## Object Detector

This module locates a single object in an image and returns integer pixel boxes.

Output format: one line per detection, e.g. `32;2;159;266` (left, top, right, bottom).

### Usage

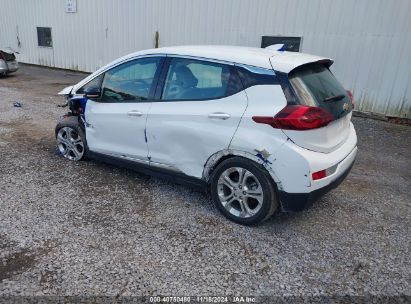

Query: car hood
58;85;74;96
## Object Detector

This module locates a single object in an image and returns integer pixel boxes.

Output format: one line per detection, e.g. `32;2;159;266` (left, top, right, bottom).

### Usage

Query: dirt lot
0;65;410;300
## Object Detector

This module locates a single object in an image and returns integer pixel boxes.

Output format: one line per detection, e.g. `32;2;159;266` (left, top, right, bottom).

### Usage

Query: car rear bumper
6;60;18;73
0;59;7;73
278;146;356;212
0;60;18;73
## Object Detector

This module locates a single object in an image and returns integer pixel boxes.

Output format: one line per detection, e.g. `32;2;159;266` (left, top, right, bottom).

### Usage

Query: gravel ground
0;65;410;300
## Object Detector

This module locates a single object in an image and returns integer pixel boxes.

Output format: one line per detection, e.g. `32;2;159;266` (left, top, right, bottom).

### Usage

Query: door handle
127;110;143;117
208;112;231;120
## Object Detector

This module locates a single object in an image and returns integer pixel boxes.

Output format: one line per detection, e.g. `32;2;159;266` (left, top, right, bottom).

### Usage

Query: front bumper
278;147;356;212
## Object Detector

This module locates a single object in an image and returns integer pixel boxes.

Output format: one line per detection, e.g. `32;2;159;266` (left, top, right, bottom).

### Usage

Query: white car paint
146;90;248;177
58;45;357;211
85;100;150;160
282;113;353;154
269;52;333;73
228;80;356;194
268;123;357;193
227;84;291;190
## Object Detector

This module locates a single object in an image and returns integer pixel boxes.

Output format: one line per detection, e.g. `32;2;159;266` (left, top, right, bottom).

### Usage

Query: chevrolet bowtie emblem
343;102;350;111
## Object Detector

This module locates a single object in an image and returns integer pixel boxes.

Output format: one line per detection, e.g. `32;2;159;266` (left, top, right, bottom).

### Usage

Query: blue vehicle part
68;96;87;113
79;97;87;113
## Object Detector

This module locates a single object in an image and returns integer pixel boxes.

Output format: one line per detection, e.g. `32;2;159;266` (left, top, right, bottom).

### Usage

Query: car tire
210;157;279;225
55;116;88;161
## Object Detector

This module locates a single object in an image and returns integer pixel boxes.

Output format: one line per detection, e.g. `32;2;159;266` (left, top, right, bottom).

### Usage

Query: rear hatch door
278;62;353;153
0;48;17;61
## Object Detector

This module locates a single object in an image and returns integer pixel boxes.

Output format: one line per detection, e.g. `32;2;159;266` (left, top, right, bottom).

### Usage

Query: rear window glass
289;63;349;107
281;63;353;119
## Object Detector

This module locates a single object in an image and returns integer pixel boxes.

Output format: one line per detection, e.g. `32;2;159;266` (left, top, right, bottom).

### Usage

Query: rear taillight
252;105;334;131
346;90;355;109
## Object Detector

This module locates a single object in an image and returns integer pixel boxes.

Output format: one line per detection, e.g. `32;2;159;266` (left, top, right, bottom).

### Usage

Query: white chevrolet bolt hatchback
56;45;357;225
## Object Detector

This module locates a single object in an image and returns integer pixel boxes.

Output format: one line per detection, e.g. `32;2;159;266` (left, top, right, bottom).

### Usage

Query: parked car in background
0;47;19;75
56;45;357;225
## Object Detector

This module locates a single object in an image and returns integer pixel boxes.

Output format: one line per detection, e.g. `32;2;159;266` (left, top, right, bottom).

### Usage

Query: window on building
37;27;53;47
261;36;301;52
162;58;231;100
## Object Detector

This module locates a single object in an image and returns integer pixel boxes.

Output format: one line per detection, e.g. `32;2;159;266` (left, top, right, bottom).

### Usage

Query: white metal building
0;0;410;118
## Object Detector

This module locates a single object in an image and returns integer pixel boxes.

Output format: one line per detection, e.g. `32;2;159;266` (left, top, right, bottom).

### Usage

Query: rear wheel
210;157;278;225
55;117;87;161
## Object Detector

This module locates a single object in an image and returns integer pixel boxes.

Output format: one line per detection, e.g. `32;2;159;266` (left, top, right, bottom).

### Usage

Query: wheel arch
202;149;283;191
55;115;88;161
55;115;83;137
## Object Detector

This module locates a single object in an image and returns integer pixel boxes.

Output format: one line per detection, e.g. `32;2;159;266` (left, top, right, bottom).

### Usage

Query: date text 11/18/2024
149;296;256;303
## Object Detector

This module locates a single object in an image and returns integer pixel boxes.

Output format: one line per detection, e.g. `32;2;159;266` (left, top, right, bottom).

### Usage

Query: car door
145;57;248;178
85;56;164;160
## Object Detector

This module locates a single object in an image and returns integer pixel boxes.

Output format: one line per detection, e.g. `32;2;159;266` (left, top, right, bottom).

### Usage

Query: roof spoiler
288;59;334;74
317;59;334;68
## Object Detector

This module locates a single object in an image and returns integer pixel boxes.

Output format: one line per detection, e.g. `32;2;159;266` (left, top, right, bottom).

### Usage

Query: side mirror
84;86;101;99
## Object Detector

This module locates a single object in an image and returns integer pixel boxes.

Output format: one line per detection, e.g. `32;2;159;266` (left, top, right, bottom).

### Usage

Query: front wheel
55;117;87;161
210;157;279;225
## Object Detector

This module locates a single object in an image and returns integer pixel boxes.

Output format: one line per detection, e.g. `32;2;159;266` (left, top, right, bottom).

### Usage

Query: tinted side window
162;58;234;100
236;66;278;89
101;57;161;102
76;74;104;94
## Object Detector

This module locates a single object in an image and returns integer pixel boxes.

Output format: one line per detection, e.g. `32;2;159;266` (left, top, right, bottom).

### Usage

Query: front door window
101;57;161;102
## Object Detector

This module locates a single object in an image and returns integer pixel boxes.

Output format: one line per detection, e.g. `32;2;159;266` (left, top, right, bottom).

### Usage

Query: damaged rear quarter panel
203;148;284;189
227;84;310;191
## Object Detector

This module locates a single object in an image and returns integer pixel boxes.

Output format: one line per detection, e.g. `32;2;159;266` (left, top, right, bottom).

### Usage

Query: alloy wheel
217;167;264;218
56;127;84;161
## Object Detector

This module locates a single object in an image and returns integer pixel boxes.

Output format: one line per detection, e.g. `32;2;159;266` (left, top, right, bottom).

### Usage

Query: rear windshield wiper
323;94;345;102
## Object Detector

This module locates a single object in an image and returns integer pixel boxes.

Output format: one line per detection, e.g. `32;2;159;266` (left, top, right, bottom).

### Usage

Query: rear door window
161;58;233;100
